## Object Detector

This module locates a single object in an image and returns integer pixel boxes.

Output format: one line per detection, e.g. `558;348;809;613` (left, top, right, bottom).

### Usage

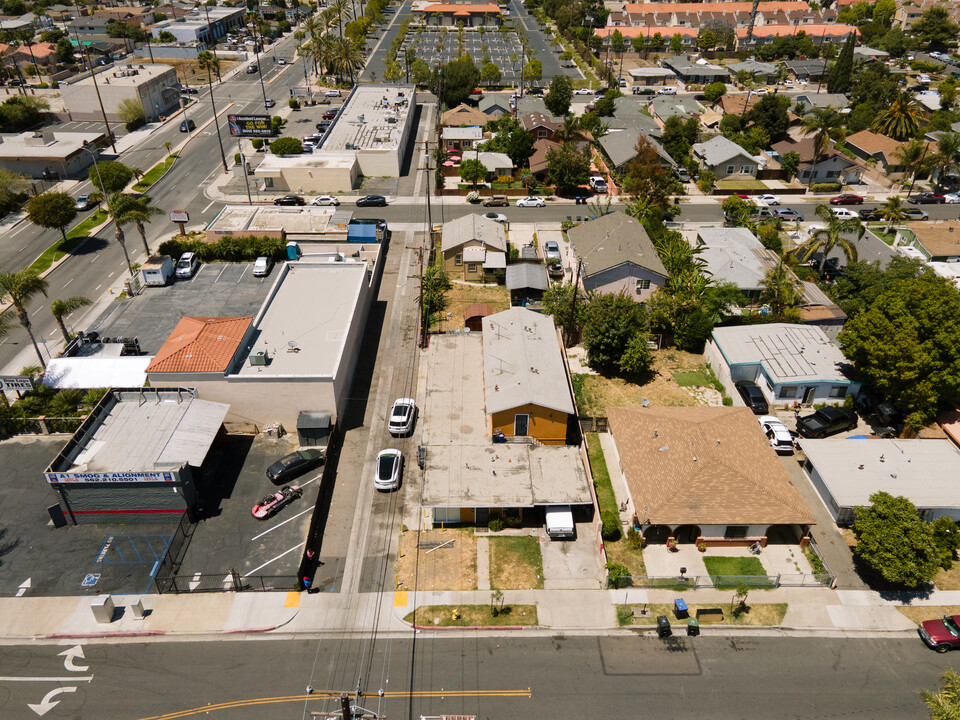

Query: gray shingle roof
693;135;761;167
441;214;507;253
505;263;548;291
598;128;675;169
696;226;778;291
566;211;667;278
728;60;778;75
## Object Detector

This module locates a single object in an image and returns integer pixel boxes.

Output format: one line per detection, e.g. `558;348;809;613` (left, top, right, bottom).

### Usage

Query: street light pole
71;1;116;153
80;142;105;195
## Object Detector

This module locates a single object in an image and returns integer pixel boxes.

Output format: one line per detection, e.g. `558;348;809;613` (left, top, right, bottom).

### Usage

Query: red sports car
252;485;303;520
829;194;864;205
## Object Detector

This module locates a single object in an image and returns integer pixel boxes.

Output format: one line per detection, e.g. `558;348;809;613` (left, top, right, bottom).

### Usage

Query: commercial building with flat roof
61;63;180;122
150;6;245;43
0;130;104;180
44;388;229;524
257;151;360;194
204;205;354;241
800;438;960;525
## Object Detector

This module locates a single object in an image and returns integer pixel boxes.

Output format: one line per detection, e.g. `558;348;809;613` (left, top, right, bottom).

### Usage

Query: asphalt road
0;635;954;719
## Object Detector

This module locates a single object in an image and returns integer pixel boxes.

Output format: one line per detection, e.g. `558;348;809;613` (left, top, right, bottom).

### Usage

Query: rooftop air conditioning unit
249;349;269;366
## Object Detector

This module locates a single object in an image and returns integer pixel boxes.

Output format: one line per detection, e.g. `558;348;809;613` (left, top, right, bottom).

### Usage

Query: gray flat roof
235;261;367;378
207;205;343;234
69;62;175;88
0;131;104;160
800;438;960;510
51;388;228;473
321;84;415;153
483;307;574;415
711;323;850;384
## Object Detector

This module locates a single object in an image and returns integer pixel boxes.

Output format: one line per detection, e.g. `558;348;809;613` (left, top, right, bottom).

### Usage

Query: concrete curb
412;624;541;631
45;630;167;639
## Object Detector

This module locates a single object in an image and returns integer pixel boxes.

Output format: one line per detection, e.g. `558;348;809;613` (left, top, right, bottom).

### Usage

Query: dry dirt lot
145;58;240;86
433;283;510;331
395;528;477;591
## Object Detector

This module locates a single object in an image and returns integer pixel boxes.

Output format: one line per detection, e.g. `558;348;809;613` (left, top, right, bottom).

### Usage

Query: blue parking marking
95;534;173;564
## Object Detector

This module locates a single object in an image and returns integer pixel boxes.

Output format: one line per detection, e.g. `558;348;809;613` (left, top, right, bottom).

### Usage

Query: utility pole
71;1;116;153
421;139;432;349
566;256;581;346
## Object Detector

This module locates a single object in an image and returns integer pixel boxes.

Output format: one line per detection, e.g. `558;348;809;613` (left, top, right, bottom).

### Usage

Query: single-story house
793;92;850;113
799;438;960;525
853;46;889;61
784;58;828;81
479;95;510;118
441;213;507;282
459;150;513;179
607;405;815;545
693;135;762;178
441;103;491;128
770;138;862;184
484;307;576;445
442;126;483;152
798;281;847;333
695;226;779;302
895;221;960;262
627;66;676;86
528;138;559;180
704;323;861;407
663;55;731;85
844;129;914;172
713;94;761;116
598;128;675;173
728;59;778;84
521;111;560;141
565;211;668;303
506;263;549;307
650;95;703;126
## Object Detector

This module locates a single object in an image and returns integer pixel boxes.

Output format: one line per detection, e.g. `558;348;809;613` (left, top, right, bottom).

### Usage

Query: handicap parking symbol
82;574;101;587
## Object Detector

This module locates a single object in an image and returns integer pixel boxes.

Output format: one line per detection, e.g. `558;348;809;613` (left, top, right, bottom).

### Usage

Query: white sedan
311;195;340;206
516;196;545;208
483;212;508;224
374;449;403;491
757;194;781;205
944;193;960;204
759;416;794;455
387;398;416;436
573;88;592;95
324;89;342;97
831;208;860;220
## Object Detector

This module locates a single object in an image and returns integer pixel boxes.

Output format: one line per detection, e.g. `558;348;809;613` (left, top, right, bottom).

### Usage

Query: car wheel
937;644;952;653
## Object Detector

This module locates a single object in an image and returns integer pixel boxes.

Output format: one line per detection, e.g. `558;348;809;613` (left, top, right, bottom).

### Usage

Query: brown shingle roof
909;221;960;258
607;406;815;526
441;103;491;128
146;316;252;373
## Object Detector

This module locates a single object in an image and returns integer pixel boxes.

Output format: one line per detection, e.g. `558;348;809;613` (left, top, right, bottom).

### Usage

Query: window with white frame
455;254;462;265
740;164;754;174
725;164;735;174
467;263;478;273
636;278;650;292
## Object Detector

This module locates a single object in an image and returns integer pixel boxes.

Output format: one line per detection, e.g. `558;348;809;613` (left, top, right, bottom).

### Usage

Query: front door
803;387;816;405
514;414;529;436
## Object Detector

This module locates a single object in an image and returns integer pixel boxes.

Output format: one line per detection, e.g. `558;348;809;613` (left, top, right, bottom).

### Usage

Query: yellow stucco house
441;214;507;282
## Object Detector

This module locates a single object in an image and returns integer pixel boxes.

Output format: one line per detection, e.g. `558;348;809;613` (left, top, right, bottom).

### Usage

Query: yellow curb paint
394;591;409;607
284;592;301;608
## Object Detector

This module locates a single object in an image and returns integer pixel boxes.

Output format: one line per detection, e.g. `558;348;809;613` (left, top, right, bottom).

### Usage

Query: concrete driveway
539;524;602;589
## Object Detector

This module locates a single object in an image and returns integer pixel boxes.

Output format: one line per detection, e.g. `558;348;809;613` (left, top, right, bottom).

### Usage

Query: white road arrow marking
58;645;88;672
16;578;31;597
28;687;77;716
188;572;202;591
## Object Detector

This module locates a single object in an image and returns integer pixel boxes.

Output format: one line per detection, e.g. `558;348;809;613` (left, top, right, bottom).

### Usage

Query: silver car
387;398;416;436
375;449;403;491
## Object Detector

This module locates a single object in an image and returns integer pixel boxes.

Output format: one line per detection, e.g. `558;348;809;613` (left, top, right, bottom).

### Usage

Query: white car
387;398;416;436
311;195;340;206
573;88;592;95
759;416;794;455
544;240;561;261
757;194;781;205
175;251;199;279
944;193;960;204
374;449;403;491
324;89;342;97
754;88;769;95
918;73;932;84
277;57;287;65
831;208;860;220
252;256;273;277
516;196;545;208
483;212;508;224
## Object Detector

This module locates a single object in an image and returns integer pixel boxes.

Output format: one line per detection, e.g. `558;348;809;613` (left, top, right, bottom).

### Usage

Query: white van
545;505;575;539
657;86;678;95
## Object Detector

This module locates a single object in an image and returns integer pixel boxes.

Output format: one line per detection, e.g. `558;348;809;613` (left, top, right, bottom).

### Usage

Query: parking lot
87;262;274;353
402;29;527;82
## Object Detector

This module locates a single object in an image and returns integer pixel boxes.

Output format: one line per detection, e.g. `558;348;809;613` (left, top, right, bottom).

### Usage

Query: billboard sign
0;375;33;392
45;471;177;484
228;114;272;137
169;209;189;223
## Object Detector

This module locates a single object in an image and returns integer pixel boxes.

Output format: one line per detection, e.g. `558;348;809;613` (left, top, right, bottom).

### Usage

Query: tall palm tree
801;108;845;187
881;195;908;234
329;0;351;37
331;36;363;83
106;193;136;278
197;50;228;172
893;137;932;198
50;296;91;343
931;131;960;190
872;90;924;141
760;260;802;319
113;195;164;255
0;270;49;368
791;203;863;276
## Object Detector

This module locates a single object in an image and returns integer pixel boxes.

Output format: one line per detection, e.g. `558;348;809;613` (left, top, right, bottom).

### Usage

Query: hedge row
158;235;287;263
810;182;843;193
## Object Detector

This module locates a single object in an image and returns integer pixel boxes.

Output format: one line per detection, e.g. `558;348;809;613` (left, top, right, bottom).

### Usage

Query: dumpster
656;615;671;638
674;598;688;619
687;618;699;636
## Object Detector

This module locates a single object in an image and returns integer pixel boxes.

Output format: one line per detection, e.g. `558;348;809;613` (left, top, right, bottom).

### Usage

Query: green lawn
132;152;178;192
717;179;769;191
703;556;775;588
28;209;109;274
672;365;722;391
585;433;617;516
489;536;544;590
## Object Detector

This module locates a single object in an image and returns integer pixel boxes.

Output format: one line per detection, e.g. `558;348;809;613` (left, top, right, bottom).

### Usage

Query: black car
179;118;196;132
265;448;324;485
795;406;859;439
734;380;769;415
857;208;882;221
357;195;387;207
180;85;199;94
274;195;305;206
910;192;946;205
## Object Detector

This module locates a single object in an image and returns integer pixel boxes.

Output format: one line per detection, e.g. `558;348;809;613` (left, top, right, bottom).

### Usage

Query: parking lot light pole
80;142;105;196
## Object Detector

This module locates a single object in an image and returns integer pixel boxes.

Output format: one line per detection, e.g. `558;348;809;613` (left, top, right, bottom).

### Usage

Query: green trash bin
687;618;699;637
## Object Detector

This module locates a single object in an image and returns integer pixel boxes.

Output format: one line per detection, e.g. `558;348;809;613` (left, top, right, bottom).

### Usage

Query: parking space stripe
243;544;302;577
251;507;312;541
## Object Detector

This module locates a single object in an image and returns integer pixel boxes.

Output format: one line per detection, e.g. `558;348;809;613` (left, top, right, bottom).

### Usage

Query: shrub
466;190;480;203
606;562;630;588
288;98;300;109
810;182;842;193
722;396;733;406
251;139;263;150
270;137;303;155
157;234;286;263
626;526;643;550
601;510;621;541
488;517;504;532
234;152;242;165
494;174;514;184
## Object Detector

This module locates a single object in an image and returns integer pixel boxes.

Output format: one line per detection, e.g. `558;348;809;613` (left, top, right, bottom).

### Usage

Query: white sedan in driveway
374;449;403;491
311;195;340;206
759;416;795;454
516;196;545;208
757;194;781;205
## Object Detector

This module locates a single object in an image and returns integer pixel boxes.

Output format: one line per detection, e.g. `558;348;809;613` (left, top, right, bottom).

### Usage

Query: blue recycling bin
674;598;688;619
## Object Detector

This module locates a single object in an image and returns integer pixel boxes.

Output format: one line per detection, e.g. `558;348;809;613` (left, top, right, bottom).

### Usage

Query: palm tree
760;260;802;319
893;138;932;198
329;0;351;37
50;296;91;343
197;50;228;172
801;108;845;187
163;141;173;157
0;270;49;368
791;203;863;276
881;195;908;234
872;90;923;140
331;36;363;83
931;131;960;190
554;115;582;144
113;194;164;255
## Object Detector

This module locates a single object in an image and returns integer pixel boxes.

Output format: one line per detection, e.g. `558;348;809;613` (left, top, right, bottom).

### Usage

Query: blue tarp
347;224;378;243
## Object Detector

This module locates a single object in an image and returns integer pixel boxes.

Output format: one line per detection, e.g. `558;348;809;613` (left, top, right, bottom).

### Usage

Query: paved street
0;635;952;719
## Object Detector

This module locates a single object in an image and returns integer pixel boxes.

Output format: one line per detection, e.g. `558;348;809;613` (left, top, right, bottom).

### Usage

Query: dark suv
796;406;859;438
734;380;769;415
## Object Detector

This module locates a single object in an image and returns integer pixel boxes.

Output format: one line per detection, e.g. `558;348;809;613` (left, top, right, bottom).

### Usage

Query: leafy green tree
158;30;176;42
541;282;587;341
669;33;683;53
872;91;923;140
270;137;304;155
0;95;49;133
938;77;958;112
50;296;91;343
661;116;691;163
791;204;862;276
581;292;648;377
621;135;675;208
721;195;757;226
697;29;716;51
422;265;451;327
480;61;501;85
839;274;960;427
703;81;727;103
118;97;146;131
55;37;75;64
852;492;939;588
610;29;628;81
458;158;487;189
522;58;542;84
880;195;907;233
745;93;791;144
922;669;960;720
873;0;896;26
0;270;49;367
89;160;133;195
826;256;924;318
544;74;573;117
931;132;960;189
26;192;76;243
545;142;590;193
931;517;960;570
779;151;800;179
438;56;480;108
411;58;432;86
618;331;653;377
827;32;856;94
911;6;960;50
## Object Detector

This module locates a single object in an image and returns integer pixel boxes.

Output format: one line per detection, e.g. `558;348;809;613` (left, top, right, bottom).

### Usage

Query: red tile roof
146;316;252;374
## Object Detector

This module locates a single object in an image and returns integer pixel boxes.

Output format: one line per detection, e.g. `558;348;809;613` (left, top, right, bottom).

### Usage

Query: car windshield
393;405;410;420
378;456;395;478
945;617;960;636
177;260;190;268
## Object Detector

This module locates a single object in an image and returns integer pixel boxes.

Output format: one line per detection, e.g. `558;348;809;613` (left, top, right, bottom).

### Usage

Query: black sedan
734;380;769;415
179;85;200;94
909;192;946;204
265;448;324;485
274;195;305;206
796;407;859;439
356;195;387;207
857;208;883;221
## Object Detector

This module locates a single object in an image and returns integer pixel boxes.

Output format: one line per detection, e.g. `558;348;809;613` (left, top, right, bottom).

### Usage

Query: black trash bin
687;618;700;637
656;615;671;638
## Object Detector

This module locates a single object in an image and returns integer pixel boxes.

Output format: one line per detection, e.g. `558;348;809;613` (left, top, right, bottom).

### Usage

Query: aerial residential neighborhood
1;0;960;716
